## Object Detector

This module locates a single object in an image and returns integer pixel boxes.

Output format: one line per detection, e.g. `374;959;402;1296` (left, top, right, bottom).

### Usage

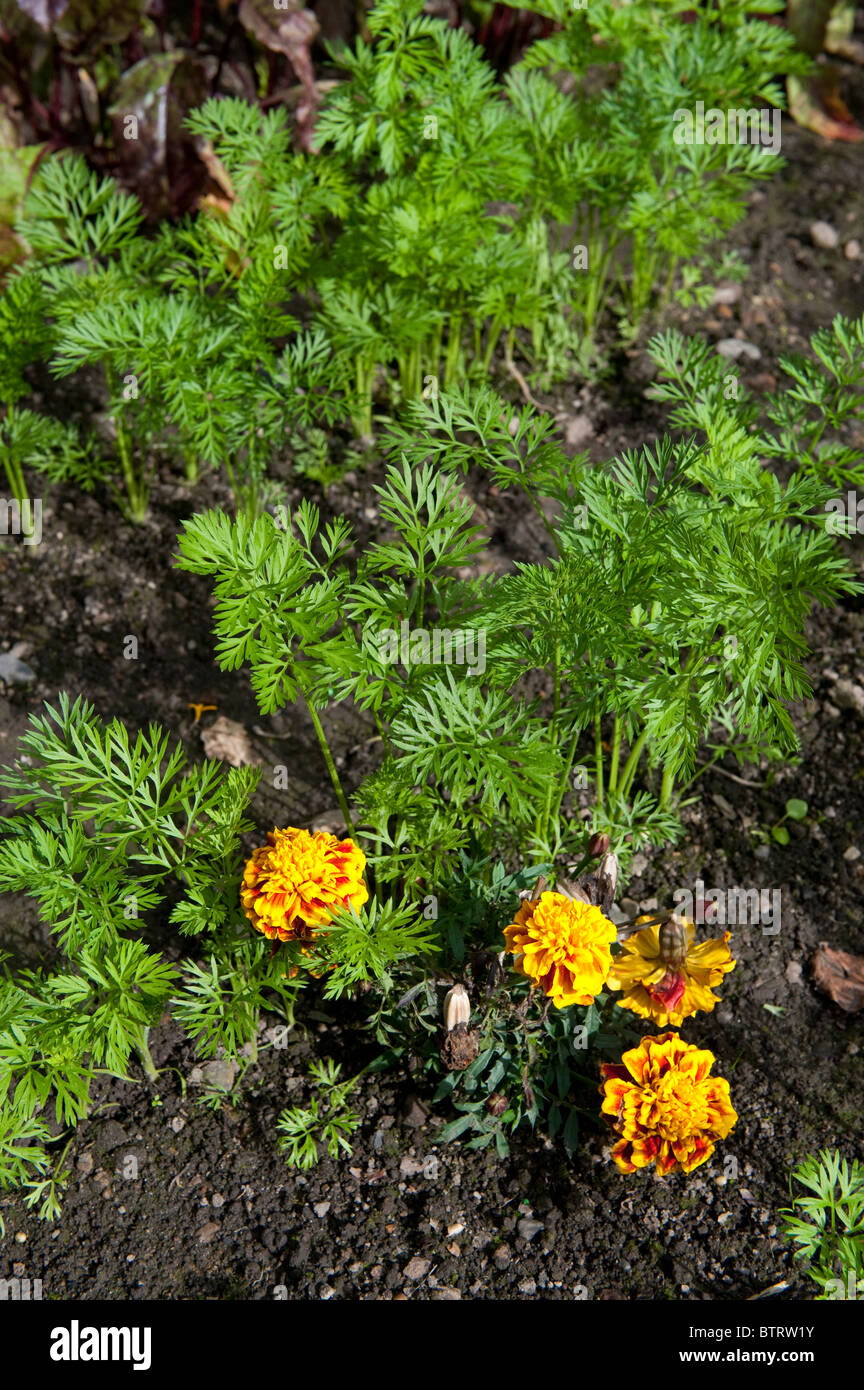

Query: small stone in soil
517;1217;545;1242
833;679;864;716
712;283;742;306
314;1201;331;1217
810;221;839;250
403;1257;431;1280
197;1222;220;1243
0;649;36;684
201;1060;236;1092
716;338;761;361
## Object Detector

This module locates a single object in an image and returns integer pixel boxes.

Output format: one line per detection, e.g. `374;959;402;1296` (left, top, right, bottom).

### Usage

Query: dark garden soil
1;110;864;1302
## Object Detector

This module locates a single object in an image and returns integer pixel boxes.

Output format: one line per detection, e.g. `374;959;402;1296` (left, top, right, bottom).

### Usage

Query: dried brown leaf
812;942;864;1013
200;716;261;768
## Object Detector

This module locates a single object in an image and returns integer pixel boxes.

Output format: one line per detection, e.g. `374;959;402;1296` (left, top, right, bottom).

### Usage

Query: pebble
563;413;594;449
845;239;861;261
197;1222;220;1243
492;1243;512;1269
518;1278;537;1295
431;1288;461;1300
712;283;742;306
810;221;839;250
76;1152;94;1176
517;1217;545;1242
314;1201;331;1218
404;1257;431;1281
201;1060;236;1092
169;1115;185;1133
0;649;36;685
755;844;770;860
212;1193;225;1208
785;961;803;985
843;846;861;862
716;338;761;361
833;679;864;716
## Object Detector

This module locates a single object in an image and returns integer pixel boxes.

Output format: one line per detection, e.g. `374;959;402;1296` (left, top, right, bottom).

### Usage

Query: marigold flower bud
598;851;619;900
443;982;470;1031
588;831;611;857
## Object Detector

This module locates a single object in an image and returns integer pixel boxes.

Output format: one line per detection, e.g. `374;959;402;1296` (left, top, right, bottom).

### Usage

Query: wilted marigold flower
607;914;735;1027
504;891;616;1008
241;826;368;943
600;1032;737;1175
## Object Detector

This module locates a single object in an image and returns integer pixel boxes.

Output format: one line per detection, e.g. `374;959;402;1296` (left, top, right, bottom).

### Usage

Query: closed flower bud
599;851;619;900
443;982;470;1031
486;1092;507;1118
588;831;610;857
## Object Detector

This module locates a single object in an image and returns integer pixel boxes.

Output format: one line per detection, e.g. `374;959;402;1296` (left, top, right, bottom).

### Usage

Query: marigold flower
600;1032;737;1175
241;826;368;943
607;914;735;1027
503;891;616;1008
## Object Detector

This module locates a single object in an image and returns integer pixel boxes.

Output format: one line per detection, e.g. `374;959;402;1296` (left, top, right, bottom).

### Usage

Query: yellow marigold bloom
503;891;616;1009
241;826;368;943
600;1032;737;1176
607;914;735;1027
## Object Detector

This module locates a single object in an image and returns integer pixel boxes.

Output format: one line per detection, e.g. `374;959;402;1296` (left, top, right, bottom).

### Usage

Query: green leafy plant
763;313;864;490
176;354;852;1153
276;1059;364;1169
781;1150;864;1299
503;0;804;342
648;313;864;496
0;268;94;506
1;0;806;520
0;692;442;1216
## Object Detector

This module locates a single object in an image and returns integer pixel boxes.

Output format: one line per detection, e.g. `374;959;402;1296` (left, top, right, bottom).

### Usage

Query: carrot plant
0;0;804;518
0;694;436;1216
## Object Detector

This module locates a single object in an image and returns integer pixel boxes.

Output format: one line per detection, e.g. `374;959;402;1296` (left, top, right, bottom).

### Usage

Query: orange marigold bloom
600;1031;737;1175
607;914;735;1027
241;826;368;944
503;891;616;1009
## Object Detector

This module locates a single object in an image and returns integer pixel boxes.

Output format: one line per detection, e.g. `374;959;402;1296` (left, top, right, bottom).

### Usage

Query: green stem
444;312;463;387
354;358;373;439
594;712;604;808
137;1031;159;1082
542;724;581;846
608;714;622;796
481;312;506;373
659;763;676;809
2;402;28;505
617;728;648;802
2;453;27;507
537;639;563;841
115;413;146;522
302;693;357;839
